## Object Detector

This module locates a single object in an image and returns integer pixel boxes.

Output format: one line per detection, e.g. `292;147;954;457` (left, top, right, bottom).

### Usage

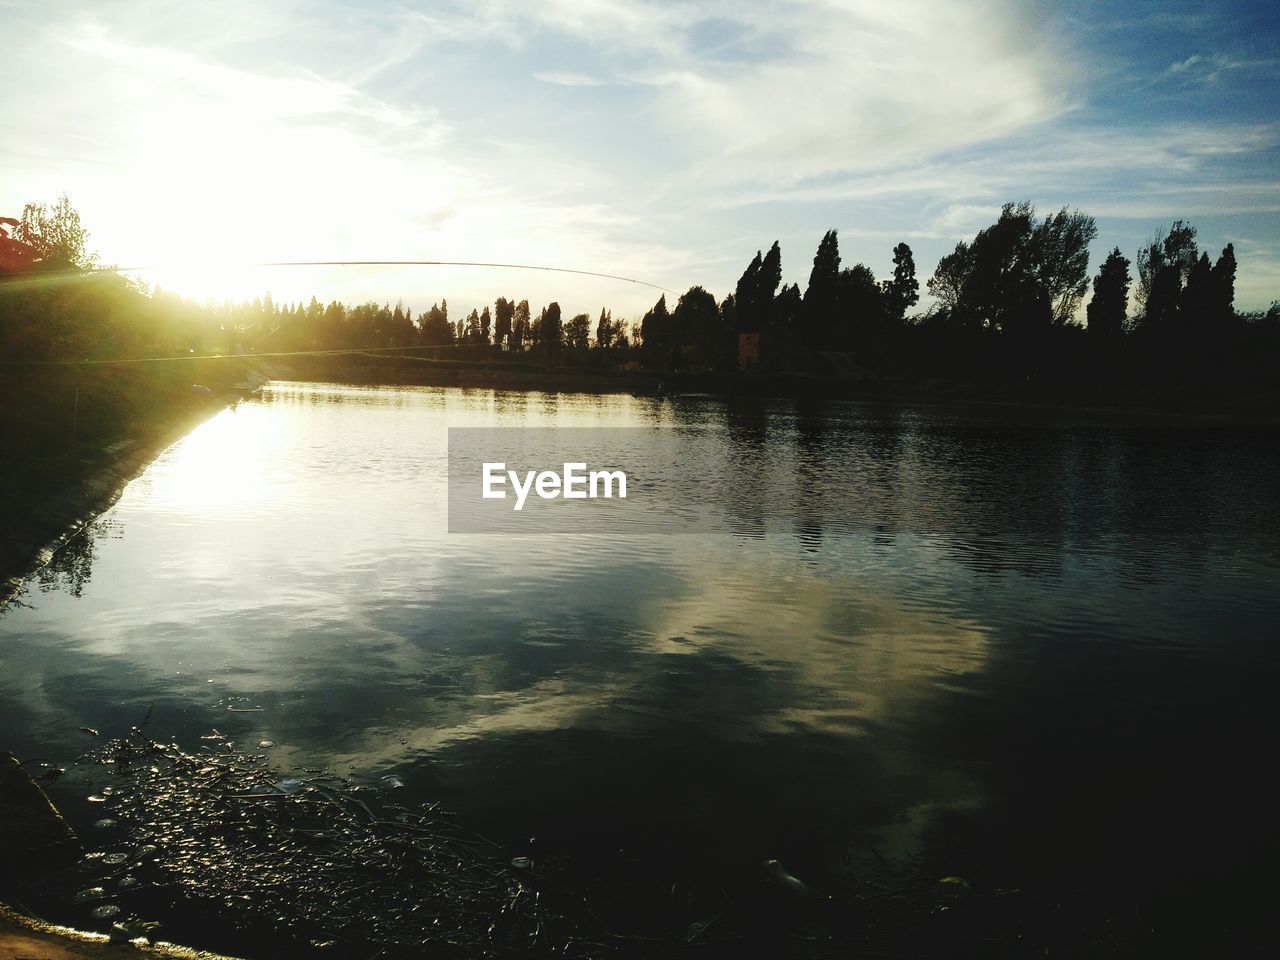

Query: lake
3;381;1278;955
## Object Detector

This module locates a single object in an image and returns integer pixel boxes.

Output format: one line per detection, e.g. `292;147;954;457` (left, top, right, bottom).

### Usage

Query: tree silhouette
882;243;919;323
641;294;670;357
494;297;513;348
776;283;802;331
420;302;452;345
1086;248;1130;340
13;194;97;270
837;264;885;348
733;252;762;333
732;242;782;334
1182;253;1214;334
1136;221;1198;335
927;203;1093;338
758;241;782;329
671;285;722;367
595;307;615;348
1030;208;1098;323
512;299;530;351
1211;244;1237;324
540;302;562;357
564;311;591;350
804;230;841;346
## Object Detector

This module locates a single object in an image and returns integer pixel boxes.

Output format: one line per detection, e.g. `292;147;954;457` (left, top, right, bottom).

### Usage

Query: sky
3;0;1278;322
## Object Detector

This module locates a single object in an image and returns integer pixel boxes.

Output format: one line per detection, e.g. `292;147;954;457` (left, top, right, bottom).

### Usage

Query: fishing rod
3;260;675;294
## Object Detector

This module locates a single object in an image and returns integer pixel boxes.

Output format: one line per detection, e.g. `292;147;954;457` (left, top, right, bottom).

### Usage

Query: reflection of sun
147;404;279;512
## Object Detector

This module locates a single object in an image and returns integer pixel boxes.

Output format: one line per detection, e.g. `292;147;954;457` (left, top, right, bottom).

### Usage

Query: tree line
3;195;1278;391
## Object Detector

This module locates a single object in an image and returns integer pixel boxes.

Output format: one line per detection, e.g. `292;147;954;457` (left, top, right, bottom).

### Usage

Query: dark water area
2;382;1278;955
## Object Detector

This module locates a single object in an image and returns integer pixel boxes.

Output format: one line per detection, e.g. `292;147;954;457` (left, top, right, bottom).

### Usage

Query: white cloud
464;0;1072;186
533;71;607;87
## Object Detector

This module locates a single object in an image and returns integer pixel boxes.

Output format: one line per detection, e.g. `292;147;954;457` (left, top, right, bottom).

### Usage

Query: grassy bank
0;357;274;602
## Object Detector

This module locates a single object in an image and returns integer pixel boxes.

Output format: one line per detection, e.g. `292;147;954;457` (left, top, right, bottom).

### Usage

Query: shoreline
278;352;1280;427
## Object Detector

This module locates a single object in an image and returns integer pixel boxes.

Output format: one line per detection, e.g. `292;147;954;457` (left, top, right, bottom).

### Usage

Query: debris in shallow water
87;794;107;803
80;727;99;737
685;913;721;943
91;904;121;920
94;818;116;829
102;852;129;865
511;856;532;870
72;729;576;956
762;859;812;902
73;886;107;902
113;917;161;937
258;740;274;748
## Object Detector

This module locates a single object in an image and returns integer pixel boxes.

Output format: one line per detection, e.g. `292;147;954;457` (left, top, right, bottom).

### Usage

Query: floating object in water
118;876;139;889
103;852;129;865
510;857;531;870
73;886;107;903
762;859;811;902
87;794;107;803
258;740;274;748
94;818;116;829
80;727;99;737
381;776;405;789
91;904;121;920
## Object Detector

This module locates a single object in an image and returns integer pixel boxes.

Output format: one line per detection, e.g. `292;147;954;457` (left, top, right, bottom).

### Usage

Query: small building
738;332;760;369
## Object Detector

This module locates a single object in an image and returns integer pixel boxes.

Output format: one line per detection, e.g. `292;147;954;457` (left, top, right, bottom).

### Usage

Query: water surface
3;382;1278;950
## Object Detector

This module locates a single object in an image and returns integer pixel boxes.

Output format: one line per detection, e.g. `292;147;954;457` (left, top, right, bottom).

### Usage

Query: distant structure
737;332;760;369
0;217;36;275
